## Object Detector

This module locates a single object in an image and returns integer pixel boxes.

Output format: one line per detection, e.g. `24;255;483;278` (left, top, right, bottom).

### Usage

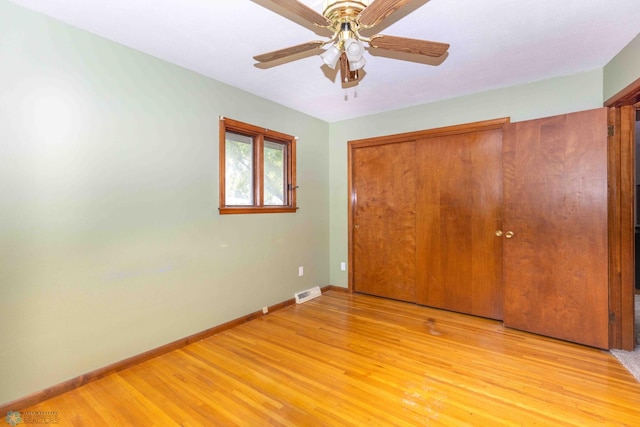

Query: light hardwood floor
21;291;640;426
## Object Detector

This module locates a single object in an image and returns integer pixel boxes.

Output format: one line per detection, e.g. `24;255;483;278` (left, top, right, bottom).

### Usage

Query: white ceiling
9;0;640;122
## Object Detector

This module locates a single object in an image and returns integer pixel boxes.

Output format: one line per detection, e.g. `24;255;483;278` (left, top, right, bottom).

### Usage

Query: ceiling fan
253;0;450;84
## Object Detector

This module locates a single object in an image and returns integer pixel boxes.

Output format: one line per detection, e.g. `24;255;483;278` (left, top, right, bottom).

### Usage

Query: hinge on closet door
608;125;614;137
609;311;616;322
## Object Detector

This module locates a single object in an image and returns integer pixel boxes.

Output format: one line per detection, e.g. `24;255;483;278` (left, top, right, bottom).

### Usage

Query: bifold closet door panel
415;129;504;319
502;108;609;349
352;141;417;302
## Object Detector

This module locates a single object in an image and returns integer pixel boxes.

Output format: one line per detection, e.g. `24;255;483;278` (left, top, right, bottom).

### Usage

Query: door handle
495;230;503;237
505;231;515;239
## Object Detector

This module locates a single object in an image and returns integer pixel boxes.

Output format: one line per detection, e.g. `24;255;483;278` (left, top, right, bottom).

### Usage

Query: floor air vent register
294;286;322;304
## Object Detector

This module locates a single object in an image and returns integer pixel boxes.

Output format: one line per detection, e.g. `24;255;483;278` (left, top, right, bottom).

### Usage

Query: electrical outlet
298;266;304;277
340;262;346;271
262;306;268;314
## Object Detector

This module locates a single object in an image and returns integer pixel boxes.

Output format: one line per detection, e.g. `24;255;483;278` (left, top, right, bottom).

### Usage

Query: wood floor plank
22;291;640;426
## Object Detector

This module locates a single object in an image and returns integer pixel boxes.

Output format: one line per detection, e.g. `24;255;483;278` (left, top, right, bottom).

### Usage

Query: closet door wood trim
347;118;510;150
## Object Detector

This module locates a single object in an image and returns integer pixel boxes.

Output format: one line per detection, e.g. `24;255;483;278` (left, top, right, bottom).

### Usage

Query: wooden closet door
415;129;504;319
352;141;417;302
502;108;609;349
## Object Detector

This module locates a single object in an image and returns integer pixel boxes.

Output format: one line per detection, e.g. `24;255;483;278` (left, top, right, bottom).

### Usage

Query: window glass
225;132;253;206
264;140;285;206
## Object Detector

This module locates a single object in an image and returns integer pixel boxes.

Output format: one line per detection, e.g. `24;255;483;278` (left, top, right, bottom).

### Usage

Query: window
219;117;297;214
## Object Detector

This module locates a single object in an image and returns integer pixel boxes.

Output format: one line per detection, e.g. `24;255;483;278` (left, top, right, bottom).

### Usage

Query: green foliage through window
225;133;253;205
264;140;285;205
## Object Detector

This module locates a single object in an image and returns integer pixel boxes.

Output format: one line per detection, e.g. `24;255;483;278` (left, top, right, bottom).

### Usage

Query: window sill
219;206;298;215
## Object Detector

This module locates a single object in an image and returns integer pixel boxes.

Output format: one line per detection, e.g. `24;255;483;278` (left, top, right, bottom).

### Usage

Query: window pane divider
256;134;264;207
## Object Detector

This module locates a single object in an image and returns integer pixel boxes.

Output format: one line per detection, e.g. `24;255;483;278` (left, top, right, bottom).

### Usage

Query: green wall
604;33;640;102
0;0;329;405
328;69;605;287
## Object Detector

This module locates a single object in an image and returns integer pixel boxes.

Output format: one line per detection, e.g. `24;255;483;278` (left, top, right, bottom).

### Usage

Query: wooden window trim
219;117;297;214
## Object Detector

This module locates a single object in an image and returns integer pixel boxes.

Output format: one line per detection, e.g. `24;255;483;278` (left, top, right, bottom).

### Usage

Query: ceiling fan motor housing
323;0;369;29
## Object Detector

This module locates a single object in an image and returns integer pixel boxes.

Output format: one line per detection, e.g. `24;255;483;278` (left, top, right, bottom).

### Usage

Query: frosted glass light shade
321;45;341;69
349;56;366;71
345;38;365;62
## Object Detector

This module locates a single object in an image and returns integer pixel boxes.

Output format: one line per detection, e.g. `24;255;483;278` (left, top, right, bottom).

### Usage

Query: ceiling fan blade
263;0;331;28
254;41;325;63
369;34;449;57
358;0;416;28
339;53;359;84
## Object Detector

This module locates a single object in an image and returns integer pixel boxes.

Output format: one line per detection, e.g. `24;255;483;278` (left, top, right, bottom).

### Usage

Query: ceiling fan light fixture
321;44;342;69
